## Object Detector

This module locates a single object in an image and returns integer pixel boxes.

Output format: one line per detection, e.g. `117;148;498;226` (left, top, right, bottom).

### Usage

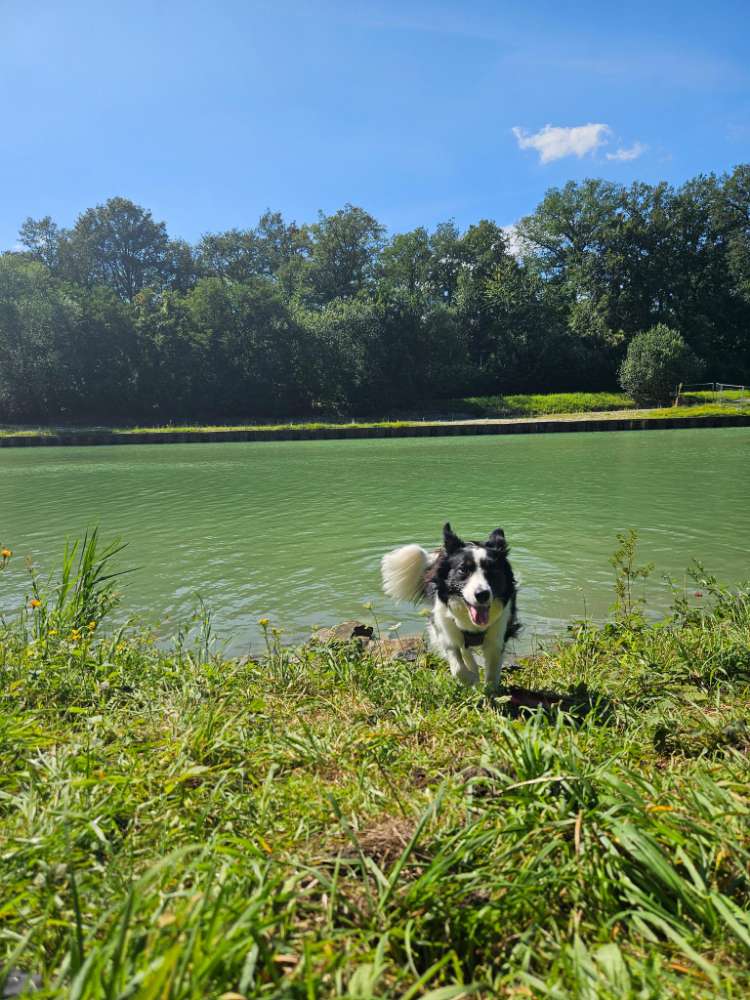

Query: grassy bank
452;391;634;418
0;392;632;436
1;391;749;444
2;538;750;996
438;389;748;420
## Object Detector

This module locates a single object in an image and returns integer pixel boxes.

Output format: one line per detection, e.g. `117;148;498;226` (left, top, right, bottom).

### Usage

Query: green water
1;428;749;655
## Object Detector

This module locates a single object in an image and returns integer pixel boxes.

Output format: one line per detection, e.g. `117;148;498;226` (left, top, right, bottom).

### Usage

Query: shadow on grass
491;679;615;724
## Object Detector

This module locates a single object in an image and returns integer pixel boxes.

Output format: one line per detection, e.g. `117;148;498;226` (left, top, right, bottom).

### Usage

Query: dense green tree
64;197;173;301
377;227;431;294
720;165;750;303
69;285;138;418
132;290;204;417
427;221;463;304
184;277;309;417
518;179;620;282
198;211;310;299
255;211;311;284
197;228;263;283
460;220;511;283
481;257;580;391
0;257;80;419
619;324;703;405
362;289;432;410
300;297;373;413
166;239;200;294
307;205;385;303
454;221;517;377
17;216;62;271
517;180;626;380
518;175;750;383
3;168;750;423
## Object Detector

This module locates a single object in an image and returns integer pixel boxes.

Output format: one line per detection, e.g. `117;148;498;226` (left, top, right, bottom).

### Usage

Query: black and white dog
381;523;519;690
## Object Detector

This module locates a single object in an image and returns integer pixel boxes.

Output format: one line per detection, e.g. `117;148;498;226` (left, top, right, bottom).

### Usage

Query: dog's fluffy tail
381;544;434;604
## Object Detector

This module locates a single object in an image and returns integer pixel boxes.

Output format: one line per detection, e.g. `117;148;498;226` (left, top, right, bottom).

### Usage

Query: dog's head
432;522;515;630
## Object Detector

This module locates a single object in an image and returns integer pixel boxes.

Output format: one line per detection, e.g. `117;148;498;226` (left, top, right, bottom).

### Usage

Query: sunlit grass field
2;535;750;997
455;390;748;419
454;391;635;417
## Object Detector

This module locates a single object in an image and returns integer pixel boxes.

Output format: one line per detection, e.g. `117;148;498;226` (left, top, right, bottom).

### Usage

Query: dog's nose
475;589;491;604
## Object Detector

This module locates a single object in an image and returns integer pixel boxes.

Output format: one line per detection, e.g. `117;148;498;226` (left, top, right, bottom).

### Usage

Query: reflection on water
1;428;749;655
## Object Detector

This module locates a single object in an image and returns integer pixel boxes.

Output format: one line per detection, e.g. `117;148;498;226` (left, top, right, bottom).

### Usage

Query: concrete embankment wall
1;413;749;448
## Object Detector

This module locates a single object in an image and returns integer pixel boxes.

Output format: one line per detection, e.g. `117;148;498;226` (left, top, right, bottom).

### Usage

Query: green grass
642;403;748;420
455;390;749;419
0;426;56;437
452;392;635;418
117;420;416;434
681;390;748;405
1;391;749;441
2;536;750;996
0;420;426;438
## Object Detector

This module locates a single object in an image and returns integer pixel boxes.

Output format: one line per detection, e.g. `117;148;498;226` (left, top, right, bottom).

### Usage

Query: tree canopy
3;169;749;423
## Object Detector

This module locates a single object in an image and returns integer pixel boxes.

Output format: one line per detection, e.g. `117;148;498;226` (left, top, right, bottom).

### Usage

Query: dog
381;522;518;690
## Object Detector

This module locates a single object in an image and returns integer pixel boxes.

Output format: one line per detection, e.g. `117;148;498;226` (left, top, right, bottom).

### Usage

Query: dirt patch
408;766;434;789
356;817;417;867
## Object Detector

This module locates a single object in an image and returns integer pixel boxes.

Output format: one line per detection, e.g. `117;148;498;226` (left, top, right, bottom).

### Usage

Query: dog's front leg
446;647;480;686
482;642;505;693
482;608;510;693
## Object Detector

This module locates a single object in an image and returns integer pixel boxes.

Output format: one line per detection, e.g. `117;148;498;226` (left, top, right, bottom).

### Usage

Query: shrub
618;324;703;406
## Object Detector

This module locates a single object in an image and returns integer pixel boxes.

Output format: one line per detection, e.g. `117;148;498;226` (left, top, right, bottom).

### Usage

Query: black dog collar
463;630;484;648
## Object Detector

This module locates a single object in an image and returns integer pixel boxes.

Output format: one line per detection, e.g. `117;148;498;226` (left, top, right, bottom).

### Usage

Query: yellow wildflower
258;618;270;628
87;621;97;631
1;548;11;559
29;598;42;609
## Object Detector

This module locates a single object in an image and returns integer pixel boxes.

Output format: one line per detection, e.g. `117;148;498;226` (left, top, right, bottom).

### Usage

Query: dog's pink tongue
469;605;489;627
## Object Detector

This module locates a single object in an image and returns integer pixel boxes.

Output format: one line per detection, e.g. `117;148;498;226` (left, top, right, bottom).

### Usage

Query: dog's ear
443;522;464;554
486;527;508;554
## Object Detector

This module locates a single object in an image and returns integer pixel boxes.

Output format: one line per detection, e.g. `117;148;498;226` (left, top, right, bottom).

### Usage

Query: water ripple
1;428;748;655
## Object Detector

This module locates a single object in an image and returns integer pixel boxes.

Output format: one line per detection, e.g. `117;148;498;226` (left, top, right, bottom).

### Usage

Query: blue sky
2;0;749;249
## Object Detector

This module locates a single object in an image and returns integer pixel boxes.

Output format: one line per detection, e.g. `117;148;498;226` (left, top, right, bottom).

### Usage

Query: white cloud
512;123;611;164
606;141;647;162
501;224;525;259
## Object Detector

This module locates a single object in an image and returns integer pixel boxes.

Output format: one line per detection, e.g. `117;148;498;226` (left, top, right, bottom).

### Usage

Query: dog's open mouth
467;604;490;627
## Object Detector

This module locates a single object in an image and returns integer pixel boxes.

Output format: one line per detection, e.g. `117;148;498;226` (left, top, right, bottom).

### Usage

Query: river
1;427;748;655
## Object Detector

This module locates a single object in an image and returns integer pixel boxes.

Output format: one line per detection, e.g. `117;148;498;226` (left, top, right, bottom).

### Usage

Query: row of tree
2;165;749;422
